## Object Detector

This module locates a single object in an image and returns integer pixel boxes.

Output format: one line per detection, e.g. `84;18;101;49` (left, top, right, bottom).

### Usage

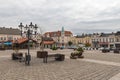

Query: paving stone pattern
0;49;120;80
84;50;120;63
0;57;120;80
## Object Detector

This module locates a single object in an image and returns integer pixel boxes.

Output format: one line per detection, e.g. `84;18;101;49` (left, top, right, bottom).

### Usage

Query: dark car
113;49;120;53
102;48;110;53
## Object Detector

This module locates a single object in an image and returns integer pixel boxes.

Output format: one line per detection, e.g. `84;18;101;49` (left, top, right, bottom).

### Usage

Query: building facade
0;27;21;49
74;34;92;47
44;27;73;48
91;32;117;49
114;31;120;49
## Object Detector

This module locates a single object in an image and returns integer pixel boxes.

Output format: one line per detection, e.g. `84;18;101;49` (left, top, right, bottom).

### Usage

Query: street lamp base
25;54;31;65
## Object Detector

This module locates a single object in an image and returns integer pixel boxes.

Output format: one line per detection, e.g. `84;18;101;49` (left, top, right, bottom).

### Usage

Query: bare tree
36;25;44;51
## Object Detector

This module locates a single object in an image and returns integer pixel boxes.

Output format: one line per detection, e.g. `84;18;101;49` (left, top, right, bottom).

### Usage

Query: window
8;36;13;40
1;37;3;41
14;38;16;40
103;38;104;42
116;38;119;42
99;39;101;42
4;37;6;40
106;38;108;42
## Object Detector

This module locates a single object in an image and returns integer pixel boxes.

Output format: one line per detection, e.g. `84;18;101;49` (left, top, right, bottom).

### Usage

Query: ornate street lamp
18;22;24;36
34;24;38;37
24;24;29;34
25;22;34;65
18;22;38;65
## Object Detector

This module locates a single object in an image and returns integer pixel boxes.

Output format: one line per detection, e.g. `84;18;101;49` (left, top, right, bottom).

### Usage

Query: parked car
98;47;104;50
68;46;78;50
102;48;110;53
113;48;120;53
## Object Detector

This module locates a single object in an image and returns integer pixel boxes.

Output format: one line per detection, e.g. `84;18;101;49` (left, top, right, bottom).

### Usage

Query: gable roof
44;31;73;37
0;27;21;35
115;31;120;35
41;37;55;45
13;38;37;44
43;41;55;45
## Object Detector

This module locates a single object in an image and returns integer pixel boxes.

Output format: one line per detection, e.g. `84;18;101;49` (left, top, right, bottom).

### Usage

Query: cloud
0;0;120;34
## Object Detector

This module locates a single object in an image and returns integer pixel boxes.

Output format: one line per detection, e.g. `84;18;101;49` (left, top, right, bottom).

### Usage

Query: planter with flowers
70;47;84;59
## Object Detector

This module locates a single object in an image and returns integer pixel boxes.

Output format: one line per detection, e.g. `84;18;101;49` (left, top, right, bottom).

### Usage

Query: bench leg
46;57;47;63
19;57;25;62
43;57;47;63
19;58;22;62
43;58;45;63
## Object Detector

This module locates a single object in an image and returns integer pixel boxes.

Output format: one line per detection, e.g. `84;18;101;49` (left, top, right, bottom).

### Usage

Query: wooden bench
43;53;65;63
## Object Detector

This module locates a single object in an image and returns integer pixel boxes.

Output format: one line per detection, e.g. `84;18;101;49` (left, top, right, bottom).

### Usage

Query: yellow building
71;35;92;47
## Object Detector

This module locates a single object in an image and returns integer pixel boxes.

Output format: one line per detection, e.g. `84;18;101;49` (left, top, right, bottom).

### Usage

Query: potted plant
51;46;57;50
70;47;84;59
70;52;77;59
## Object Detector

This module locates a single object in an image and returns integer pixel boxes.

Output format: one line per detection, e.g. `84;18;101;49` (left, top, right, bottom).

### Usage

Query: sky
0;0;120;35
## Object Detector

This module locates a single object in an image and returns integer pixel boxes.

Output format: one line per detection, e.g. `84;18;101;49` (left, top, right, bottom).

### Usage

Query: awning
99;42;109;44
4;42;12;45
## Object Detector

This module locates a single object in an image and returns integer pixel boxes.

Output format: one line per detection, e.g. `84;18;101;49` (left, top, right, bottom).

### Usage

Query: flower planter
70;52;83;59
12;53;23;60
55;54;65;61
0;48;5;50
78;55;84;58
37;51;48;58
70;56;77;59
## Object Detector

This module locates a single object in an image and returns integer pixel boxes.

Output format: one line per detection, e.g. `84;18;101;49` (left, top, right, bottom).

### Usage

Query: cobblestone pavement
0;49;120;80
83;50;120;63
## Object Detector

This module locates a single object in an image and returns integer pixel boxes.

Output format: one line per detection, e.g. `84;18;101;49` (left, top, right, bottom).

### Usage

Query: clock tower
61;27;64;48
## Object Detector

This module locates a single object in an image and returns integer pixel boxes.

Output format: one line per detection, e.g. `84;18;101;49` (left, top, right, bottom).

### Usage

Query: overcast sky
0;0;120;35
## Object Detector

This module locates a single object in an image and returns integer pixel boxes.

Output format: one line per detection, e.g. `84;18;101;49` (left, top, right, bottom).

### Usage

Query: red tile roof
43;41;55;45
44;31;73;37
13;38;36;44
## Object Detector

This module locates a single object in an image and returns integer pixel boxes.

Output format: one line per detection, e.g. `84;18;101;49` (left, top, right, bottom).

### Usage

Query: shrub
77;47;84;52
51;46;57;50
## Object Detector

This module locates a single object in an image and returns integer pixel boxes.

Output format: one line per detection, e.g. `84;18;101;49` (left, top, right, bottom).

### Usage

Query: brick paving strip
66;56;120;80
66;56;120;67
66;57;120;80
80;59;120;67
79;59;120;80
109;73;120;80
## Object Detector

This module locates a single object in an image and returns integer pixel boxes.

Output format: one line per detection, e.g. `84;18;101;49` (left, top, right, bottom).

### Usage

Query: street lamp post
18;23;24;37
19;22;38;65
25;22;34;65
26;29;31;65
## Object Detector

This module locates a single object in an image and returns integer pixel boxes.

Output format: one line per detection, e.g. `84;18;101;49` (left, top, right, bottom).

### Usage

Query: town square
0;0;120;80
